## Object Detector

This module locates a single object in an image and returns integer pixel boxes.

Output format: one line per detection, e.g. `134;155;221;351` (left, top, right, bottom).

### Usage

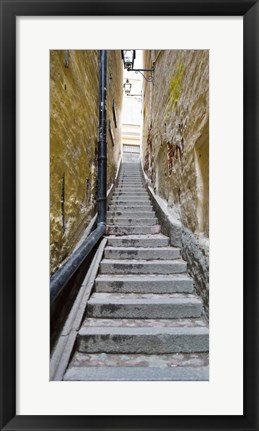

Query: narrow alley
50;49;209;381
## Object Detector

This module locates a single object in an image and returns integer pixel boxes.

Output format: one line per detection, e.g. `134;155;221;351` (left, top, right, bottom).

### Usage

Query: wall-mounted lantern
123;78;132;95
121;49;155;83
121;50;136;69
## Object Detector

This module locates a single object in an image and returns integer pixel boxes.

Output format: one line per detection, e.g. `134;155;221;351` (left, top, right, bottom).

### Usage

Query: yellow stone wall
142;50;209;236
50;50;123;275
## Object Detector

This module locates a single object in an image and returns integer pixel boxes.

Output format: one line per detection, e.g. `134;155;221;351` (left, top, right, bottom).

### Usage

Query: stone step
87;293;203;319
116;180;145;188
117;182;143;186
64;365;209;381
106;234;169;247
108;204;153;211
113;188;145;191
119;180;142;183
106;225;161;235
120;170;141;172
113;192;148;196
107;211;155;218
117;185;144;189
119;179;142;182
107;218;157;227
118;177;143;184
109;200;153;211
120;173;141;176
100;258;187;274
112;197;148;201
116;186;145;189
66;351;209;369
95;273;193;293
111;197;150;203
115;190;146;193
104;246;180;260
119;177;142;181
110;201;151;206
77;318;209;354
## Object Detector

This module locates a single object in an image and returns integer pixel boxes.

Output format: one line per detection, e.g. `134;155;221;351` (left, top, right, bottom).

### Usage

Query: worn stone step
95;273;193;293
108;207;153;213
110;201;151;206
106;225;161;235
78;318;209;354
120;173;141;176
116;190;146;194
64;365;209;381
119;176;143;184
100;258;187;274
106;234;169;247
119;178;142;181
116;191;145;194
64;350;209;380
112;196;148;201
109;207;152;212
113;192;148;196
118;181;146;190
109;202;152;206
107;218;157;226
67;351;209;368
107;211;155;218
118;177;143;184
117;182;143;186
107;213;156;220
87;292;203;319
108;204;152;210
111;197;150;203
116;186;145;189
117;185;144;189
118;177;142;180
104;246;180;260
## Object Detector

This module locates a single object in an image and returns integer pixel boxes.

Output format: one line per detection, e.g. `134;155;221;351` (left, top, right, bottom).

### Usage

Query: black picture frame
0;0;258;430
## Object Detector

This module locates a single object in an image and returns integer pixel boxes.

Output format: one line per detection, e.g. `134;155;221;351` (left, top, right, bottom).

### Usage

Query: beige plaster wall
50;50;123;275
142;50;209;237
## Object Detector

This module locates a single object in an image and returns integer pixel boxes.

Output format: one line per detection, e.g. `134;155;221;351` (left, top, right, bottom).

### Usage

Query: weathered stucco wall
50;50;123;275
142;50;209;317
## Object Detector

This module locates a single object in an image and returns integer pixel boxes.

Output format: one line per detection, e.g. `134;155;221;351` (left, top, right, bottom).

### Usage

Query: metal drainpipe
50;50;107;306
97;50;107;226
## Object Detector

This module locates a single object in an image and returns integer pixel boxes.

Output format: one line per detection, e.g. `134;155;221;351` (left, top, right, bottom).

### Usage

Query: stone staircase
64;162;209;381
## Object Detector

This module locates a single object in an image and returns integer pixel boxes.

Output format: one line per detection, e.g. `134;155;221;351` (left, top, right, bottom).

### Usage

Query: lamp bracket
126;65;155;83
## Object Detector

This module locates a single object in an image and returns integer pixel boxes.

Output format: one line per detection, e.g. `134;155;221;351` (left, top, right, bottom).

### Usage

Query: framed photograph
1;0;258;430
